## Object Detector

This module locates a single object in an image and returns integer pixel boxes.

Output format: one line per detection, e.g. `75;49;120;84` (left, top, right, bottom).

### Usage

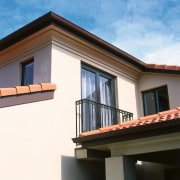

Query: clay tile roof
80;107;180;137
146;64;180;71
0;83;56;97
28;84;42;93
0;87;17;96
40;83;56;91
16;86;30;94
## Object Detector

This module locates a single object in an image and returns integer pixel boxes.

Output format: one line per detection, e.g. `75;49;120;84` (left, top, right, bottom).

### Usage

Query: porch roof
72;107;180;147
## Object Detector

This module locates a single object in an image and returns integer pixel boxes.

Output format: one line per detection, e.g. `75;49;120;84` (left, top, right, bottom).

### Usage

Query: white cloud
144;43;180;65
111;19;180;65
90;0;180;65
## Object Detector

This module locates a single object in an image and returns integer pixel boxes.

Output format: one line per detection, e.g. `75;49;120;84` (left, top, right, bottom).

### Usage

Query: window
21;59;34;85
142;86;170;116
81;64;116;131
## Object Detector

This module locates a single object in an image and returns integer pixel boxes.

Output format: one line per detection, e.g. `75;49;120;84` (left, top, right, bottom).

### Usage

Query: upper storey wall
0;28;52;87
51;29;141;118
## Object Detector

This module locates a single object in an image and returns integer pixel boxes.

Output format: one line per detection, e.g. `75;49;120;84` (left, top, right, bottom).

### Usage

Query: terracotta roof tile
0;83;56;97
146;64;180;71
28;84;42;92
16;86;30;94
0;87;17;97
80;107;180;137
40;83;56;91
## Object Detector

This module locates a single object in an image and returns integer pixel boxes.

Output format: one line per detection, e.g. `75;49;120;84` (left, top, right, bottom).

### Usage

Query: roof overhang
0;12;145;70
1;12;180;74
72;118;180;148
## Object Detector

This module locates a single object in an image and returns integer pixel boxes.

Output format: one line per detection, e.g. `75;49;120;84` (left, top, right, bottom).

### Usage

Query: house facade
0;12;180;180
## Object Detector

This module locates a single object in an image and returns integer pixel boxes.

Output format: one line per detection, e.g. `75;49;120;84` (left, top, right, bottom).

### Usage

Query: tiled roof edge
0;83;56;97
80;107;180;137
145;64;180;73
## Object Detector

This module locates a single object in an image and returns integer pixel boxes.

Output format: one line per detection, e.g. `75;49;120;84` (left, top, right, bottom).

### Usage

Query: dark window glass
142;86;170;115
21;60;34;85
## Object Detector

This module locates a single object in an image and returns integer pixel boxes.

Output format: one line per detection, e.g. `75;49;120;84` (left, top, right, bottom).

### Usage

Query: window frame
81;63;117;131
142;85;170;116
81;63;116;106
21;59;34;86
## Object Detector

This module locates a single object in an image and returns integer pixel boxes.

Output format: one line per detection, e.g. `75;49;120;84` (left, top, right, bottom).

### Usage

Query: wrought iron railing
76;99;133;137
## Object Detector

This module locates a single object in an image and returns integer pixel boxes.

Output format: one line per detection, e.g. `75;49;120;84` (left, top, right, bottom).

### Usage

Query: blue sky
0;0;180;65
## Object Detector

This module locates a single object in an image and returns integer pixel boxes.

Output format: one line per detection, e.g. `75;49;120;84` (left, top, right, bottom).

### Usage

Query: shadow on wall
61;156;105;180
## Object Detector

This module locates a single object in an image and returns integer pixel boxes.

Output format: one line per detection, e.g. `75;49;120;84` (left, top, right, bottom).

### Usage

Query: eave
72;108;180;148
73;118;180;148
1;12;180;74
0;11;145;70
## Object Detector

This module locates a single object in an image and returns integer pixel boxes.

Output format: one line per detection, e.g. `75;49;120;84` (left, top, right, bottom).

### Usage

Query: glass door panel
81;69;97;131
99;76;114;127
82;69;96;100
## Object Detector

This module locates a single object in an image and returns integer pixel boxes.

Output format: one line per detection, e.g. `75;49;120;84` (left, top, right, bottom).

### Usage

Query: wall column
105;156;136;180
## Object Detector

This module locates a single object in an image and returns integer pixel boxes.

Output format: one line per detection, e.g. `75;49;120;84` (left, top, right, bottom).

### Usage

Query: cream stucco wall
0;41;106;180
0;60;20;87
0;100;61;180
0;98;105;180
117;76;139;118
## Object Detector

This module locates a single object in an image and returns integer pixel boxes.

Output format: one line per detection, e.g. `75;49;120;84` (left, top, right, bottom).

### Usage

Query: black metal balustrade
76;99;133;137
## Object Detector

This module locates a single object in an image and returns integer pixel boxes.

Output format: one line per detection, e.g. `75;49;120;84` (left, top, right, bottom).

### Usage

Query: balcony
76;99;133;137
